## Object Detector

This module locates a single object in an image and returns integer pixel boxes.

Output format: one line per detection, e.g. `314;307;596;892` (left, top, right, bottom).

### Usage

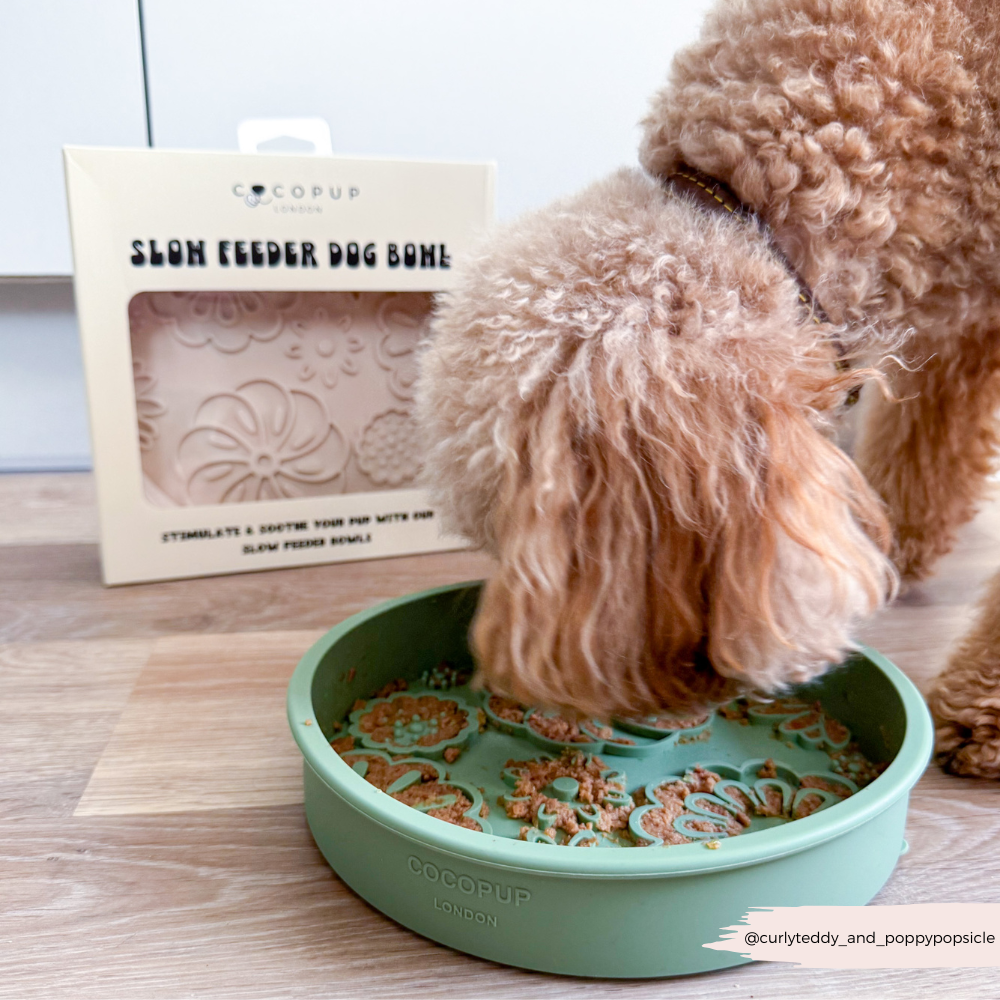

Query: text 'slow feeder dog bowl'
287;582;932;978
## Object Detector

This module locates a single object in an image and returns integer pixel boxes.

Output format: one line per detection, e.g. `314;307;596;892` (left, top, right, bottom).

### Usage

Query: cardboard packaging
64;146;494;584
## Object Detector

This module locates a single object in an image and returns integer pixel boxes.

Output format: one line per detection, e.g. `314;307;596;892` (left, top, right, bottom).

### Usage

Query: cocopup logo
232;182;360;210
238;184;271;207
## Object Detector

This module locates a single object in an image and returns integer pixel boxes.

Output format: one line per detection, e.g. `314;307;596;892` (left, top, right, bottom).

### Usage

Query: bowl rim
287;580;933;878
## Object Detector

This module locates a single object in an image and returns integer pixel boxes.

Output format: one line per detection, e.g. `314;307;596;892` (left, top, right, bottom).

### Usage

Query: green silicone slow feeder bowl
287;581;932;978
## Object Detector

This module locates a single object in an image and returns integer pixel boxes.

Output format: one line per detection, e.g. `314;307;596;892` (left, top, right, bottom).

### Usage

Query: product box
64;147;494;584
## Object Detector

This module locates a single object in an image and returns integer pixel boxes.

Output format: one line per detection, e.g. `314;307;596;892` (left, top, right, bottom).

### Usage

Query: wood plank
0;543;496;644
1;805;997;1000
0;638;151;819
3;470;1000;998
857;606;974;693
0;471;98;546
75;630;323;816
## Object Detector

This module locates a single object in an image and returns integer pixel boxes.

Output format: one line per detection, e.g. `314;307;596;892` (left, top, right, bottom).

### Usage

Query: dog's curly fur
418;0;1000;773
640;0;1000;582
929;570;1000;779
419;169;892;718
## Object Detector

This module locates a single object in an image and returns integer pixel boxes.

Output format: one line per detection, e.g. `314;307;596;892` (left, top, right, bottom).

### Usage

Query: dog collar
665;164;858;406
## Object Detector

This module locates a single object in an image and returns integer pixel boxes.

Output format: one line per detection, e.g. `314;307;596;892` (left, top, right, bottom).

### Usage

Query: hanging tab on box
237;118;333;156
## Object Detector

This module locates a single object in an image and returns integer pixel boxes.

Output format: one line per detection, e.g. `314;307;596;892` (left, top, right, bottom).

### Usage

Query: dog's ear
470;361;894;720
470;374;719;719
705;387;895;695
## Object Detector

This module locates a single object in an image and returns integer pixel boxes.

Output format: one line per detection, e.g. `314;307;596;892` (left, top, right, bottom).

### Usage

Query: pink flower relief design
374;295;430;401
177;380;349;503
355;409;422;486
284;307;362;388
132;360;167;450
146;291;298;353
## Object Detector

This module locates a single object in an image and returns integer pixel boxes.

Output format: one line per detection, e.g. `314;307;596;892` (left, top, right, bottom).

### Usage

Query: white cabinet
141;0;715;220
0;1;147;468
0;1;148;275
0;282;89;470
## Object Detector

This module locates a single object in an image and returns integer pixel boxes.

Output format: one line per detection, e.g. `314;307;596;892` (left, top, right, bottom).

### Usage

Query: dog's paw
892;530;945;584
931;667;1000;779
934;717;1000;779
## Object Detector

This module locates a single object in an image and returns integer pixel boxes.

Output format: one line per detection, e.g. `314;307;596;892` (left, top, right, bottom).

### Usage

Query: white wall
142;0;716;220
0;0;148;276
0;0;717;471
0;0;147;470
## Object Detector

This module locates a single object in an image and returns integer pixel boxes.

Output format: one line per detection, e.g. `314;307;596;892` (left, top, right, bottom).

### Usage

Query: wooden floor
2;472;999;999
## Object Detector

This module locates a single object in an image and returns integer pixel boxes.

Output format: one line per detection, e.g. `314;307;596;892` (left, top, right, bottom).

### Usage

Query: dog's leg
855;334;1000;580
929;568;1000;778
859;332;1000;777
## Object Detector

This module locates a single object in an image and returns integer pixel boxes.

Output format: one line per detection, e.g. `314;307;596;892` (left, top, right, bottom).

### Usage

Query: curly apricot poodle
418;0;1000;777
